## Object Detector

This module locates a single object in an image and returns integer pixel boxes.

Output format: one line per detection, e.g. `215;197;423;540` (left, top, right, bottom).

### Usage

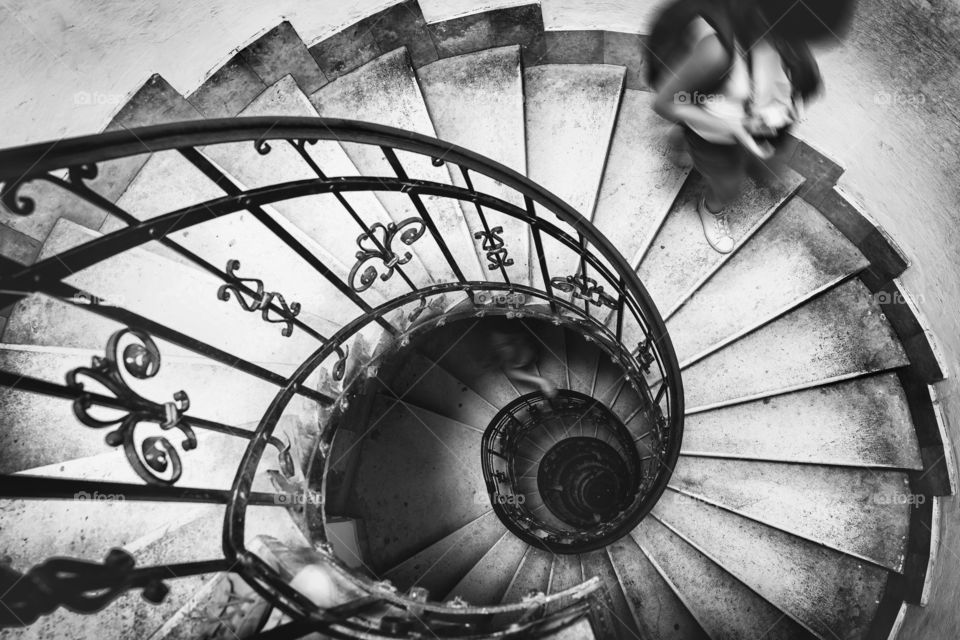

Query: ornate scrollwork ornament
550;273;618;309
349;218;425;292
217;260;301;337
0;178;35;215
0;549;168;627
332;344;349;382
66;329;196;486
474;226;514;271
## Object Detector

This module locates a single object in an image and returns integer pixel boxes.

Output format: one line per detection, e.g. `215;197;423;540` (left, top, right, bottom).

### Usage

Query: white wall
0;0;401;148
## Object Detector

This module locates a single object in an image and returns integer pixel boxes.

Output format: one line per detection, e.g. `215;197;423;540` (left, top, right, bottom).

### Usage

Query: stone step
105;138;366;333
681;372;923;469
580;549;643;640
665;197;870;365
591;90;690;270
497;545;552;606
382;509;506;599
0;344;313;474
5;218;330;372
563;329;600;396
1;492;305;640
683;279;909;411
444;530;528;604
524;64;624;284
418;45;532;286
371;350;497;428
546;553;584;613
605;534;709;640
239;21;328;96
310;46;483;282
347;396;489;572
634;516;813;640
414;321;521;409
653;490;888;640
200;75;425;301
638;172;803;316
669;457;911;571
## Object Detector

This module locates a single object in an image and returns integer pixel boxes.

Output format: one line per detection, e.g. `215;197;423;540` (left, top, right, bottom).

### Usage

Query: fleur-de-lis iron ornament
0;549;169;628
473;226;514;271
217;259;301;337
66;329;196;486
550;273;618;309
349;218;426;293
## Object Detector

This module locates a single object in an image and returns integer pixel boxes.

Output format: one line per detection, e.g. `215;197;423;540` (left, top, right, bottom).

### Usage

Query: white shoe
697;197;734;254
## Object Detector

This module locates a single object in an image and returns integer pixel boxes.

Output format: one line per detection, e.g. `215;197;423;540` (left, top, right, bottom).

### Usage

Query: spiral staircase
0;3;953;639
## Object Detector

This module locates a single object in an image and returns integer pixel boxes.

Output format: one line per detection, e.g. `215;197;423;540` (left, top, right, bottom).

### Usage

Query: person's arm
653;33;773;158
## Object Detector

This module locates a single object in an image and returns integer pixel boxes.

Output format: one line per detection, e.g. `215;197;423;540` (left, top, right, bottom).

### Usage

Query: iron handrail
0;117;683;637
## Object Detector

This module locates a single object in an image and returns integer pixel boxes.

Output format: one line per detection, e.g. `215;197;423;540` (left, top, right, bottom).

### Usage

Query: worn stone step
348;396;488;571
654;490;888;640
240;21;328;95
418;45;531;286
200;75;430;303
382;509;505;598
563;329;600;396
524;64;624;283
444;530;528;604
414;320;520;409
683;279;909;410
592;90;690;270
605;535;709;640
372;350;497;428
310;46;483;282
0;344;314;474
546;553;584;613
5;219;330;373
498;545;552;603
681;372;923;469
634;516;814;640
580;549;643;640
669;456;911;571
638;172;803;316
665;197;870;365
105;143;366;333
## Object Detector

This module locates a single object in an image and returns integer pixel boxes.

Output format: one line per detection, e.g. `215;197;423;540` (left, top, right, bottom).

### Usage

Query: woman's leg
684;128;748;253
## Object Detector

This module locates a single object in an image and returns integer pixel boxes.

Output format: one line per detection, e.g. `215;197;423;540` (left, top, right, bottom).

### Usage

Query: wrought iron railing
0;117;683;638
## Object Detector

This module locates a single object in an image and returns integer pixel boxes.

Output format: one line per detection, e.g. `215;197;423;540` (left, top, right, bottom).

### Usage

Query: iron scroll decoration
66;329;196;486
217;259;302;337
349;218;425;292
550;273;618;309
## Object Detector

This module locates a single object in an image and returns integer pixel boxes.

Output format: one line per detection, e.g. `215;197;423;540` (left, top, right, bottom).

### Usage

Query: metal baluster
459;167;511;284
32;169;333;345
380;147;467;286
178;148;397;336
525;197;557;315
286;139;419;293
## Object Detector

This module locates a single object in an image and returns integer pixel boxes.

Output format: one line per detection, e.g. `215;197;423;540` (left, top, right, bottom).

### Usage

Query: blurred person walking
647;0;856;253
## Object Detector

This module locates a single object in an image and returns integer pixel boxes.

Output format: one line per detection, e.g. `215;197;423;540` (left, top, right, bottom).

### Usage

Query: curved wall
1;0;958;636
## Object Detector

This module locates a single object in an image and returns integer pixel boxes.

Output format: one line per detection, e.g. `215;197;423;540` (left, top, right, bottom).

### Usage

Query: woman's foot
697;196;734;254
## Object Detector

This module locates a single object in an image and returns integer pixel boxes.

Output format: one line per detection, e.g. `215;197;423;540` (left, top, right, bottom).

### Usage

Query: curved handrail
0;117;683;637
